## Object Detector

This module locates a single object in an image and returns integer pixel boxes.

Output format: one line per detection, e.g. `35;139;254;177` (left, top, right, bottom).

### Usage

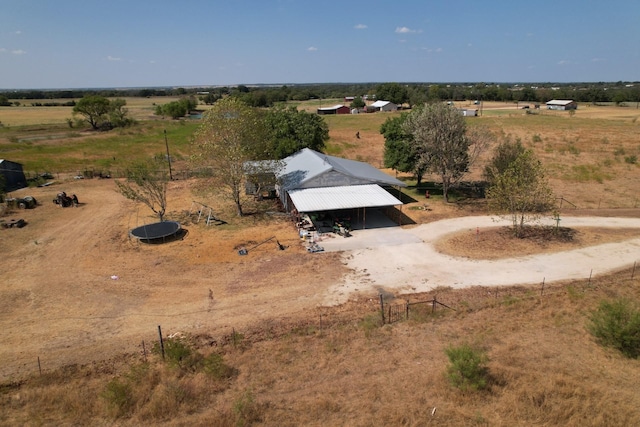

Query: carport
288;184;404;229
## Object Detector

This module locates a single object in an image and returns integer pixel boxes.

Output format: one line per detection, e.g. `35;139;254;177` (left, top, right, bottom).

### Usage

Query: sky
1;0;639;89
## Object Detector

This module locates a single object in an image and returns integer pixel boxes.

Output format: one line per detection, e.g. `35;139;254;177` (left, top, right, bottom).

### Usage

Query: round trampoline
130;221;182;243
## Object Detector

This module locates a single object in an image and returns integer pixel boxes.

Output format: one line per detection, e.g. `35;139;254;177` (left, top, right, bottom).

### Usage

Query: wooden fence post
157;325;165;360
379;294;385;325
541;277;545;296
37;356;42;376
632;261;637;280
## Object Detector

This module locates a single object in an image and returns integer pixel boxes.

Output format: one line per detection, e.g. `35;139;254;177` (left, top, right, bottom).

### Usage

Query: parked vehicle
6;196;37;209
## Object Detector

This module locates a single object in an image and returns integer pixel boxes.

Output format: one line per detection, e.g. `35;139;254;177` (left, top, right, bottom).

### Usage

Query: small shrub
532;133;542;143
614;147;626;156
624;155;637;164
445;344;490;392
102;378;133;417
153;337;193;369
588;299;640;358
202;353;236;380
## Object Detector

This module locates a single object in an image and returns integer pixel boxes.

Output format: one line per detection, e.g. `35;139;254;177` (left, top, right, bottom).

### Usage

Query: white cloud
107;55;122;61
395;26;421;34
354;24;367;30
149;60;156;64
591;57;605;62
15;30;22;35
11;49;26;55
307;46;318;51
557;60;571;65
0;48;6;53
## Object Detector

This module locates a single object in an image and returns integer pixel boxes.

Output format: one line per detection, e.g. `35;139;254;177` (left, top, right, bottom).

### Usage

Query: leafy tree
115;159;169;221
0;95;11;106
264;106;329;159
192;97;270;216
350;96;365;109
73;95;132;130
381;113;426;185
483;137;526;185
73;95;112;129
588;298;640;359
403;103;490;202
375;82;409;105
486;149;555;237
155;96;197;119
108;98;134;128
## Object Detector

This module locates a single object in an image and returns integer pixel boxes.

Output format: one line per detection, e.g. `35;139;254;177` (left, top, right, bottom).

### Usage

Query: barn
317;104;350;115
367;100;398;112
275;148;406;229
0;159;28;193
546;99;577;110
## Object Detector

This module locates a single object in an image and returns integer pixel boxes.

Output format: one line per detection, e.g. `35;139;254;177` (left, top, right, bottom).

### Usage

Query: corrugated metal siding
288;184;403;212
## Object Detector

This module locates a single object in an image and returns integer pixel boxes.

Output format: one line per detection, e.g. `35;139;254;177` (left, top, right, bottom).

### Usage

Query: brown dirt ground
1;176;637;381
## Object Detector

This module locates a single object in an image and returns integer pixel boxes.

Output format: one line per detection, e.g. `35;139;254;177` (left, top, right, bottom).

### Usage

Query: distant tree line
2;81;639;107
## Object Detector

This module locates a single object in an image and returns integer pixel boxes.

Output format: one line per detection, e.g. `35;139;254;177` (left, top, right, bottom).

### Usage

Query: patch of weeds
568;144;581;155
531;133;542;143
501;295;520;306
601;137;610;144
233;389;262;426
614;147;626;156
602;158;613;167
588;298;640;358
624;155;637;164
359;314;381;338
202;353;236;380
567;164;611;183
102;378;133;418
445;343;490;392
566;285;585;301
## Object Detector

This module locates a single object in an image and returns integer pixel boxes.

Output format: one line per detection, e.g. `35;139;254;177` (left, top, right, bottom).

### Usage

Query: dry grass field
1;100;640;426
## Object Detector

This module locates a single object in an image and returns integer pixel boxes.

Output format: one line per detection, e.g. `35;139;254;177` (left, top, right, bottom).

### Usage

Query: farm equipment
237;236;286;255
53;192;78;207
6;196;37;209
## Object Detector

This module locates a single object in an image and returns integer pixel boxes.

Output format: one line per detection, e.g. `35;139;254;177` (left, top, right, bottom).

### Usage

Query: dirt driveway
324;215;640;305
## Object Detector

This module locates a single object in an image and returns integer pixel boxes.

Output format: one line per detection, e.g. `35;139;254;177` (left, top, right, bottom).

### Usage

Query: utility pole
164;129;174;180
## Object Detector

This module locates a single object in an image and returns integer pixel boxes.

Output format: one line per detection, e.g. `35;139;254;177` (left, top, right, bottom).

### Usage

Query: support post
164;129;174;181
157;325;165;360
379;294;385;325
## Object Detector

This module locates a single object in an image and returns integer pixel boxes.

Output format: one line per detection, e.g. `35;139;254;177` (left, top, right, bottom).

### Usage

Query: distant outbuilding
367;100;398;112
317;104;350;115
546;99;577;110
0;159;28;192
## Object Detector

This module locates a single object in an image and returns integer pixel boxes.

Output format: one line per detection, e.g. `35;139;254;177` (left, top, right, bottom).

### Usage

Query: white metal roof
288;184;403;212
546;99;575;105
318;104;346;111
370;100;391;108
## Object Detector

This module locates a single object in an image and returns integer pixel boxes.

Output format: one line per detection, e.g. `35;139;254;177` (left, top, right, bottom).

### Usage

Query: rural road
323;215;640;305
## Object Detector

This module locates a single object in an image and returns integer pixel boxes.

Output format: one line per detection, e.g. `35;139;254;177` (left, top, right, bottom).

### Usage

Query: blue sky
1;0;638;89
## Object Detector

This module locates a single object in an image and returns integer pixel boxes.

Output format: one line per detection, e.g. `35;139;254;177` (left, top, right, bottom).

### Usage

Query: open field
1;99;640;425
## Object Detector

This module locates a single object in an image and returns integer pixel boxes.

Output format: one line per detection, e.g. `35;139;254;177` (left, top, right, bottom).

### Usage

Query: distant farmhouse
317;104;350;115
367;100;397;112
546;99;577;110
0;159;28;193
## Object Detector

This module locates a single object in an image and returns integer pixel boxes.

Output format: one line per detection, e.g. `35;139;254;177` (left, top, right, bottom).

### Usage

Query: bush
102;378;133;417
588;299;640;358
445;344;489;391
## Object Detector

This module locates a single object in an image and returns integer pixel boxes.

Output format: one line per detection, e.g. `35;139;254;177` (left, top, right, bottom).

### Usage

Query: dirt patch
434;226;638;260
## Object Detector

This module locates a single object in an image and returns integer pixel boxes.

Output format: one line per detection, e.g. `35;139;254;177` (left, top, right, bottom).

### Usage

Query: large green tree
381;113;426;185
263;106;329;159
375;82;409;105
403;103;490;202
73;95;131;130
192;98;270;216
486;149;555;237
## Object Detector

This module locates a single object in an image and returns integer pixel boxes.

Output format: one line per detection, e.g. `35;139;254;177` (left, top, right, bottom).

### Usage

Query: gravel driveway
323;215;640;305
